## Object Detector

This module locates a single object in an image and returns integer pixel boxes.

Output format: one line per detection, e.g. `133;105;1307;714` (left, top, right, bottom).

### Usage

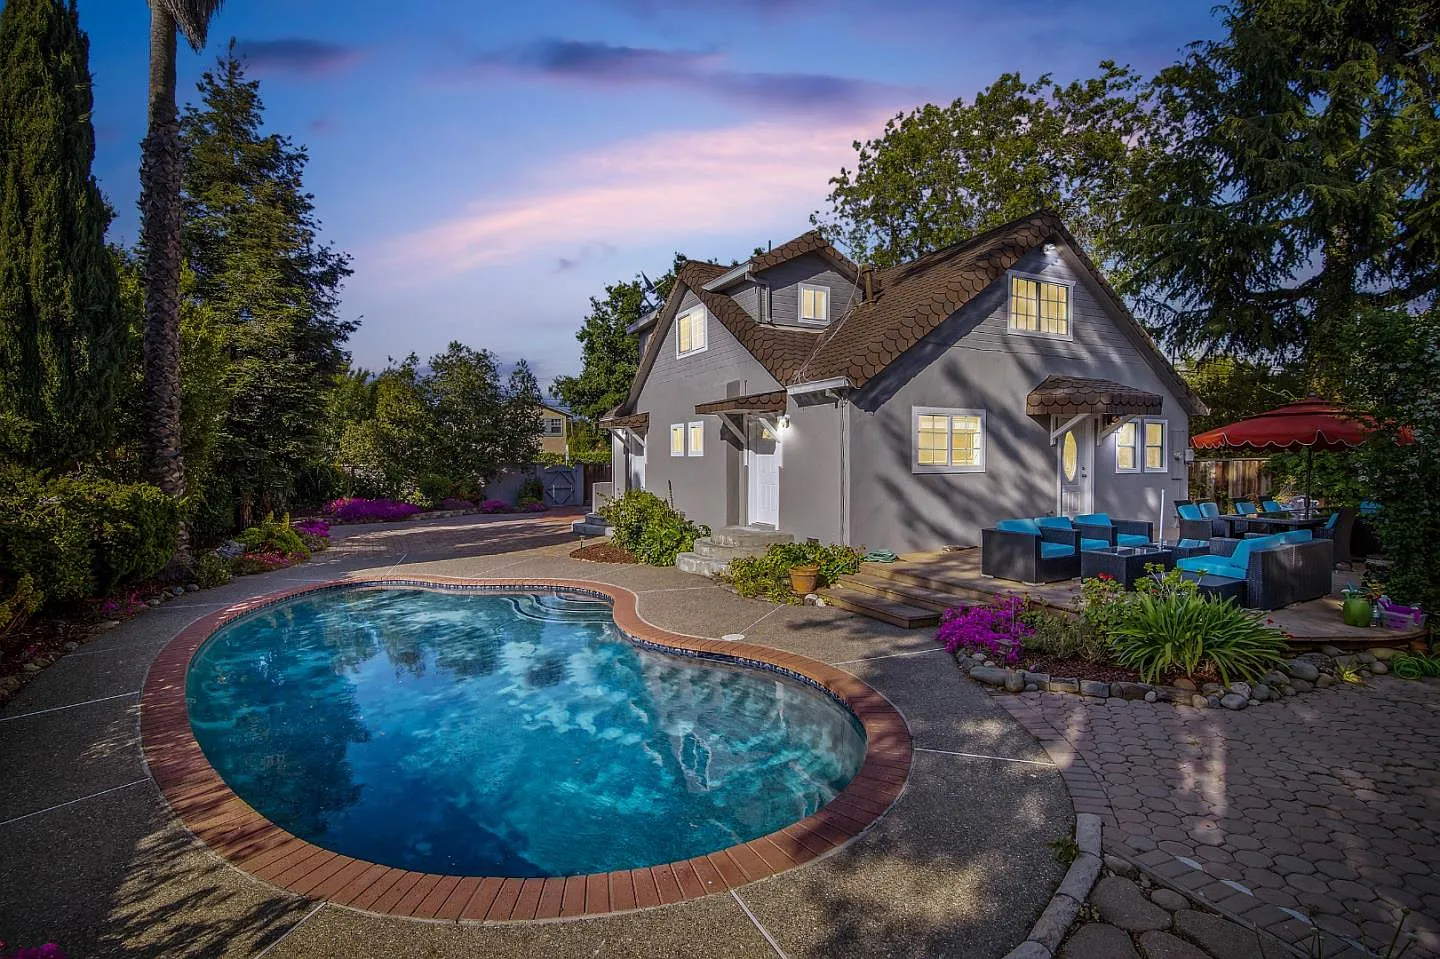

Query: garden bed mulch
569;542;638;564
1018;657;1140;684
1;613;98;708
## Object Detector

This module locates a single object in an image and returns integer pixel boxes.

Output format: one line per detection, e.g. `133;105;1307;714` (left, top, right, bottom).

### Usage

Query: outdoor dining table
1243;514;1330;534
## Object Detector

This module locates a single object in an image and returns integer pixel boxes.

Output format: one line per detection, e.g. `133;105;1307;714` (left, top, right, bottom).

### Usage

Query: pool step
818;586;940;629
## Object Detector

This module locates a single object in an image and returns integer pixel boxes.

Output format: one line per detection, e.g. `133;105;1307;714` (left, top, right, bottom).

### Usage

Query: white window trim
1006;270;1075;341
1114;421;1140;474
911;406;986;474
674;305;709;358
670;424;686;457
1143;418;1168;473
797;283;830;325
687;421;705;457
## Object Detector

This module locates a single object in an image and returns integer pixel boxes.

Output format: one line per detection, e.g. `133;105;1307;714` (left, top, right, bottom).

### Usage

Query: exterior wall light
777;414;792;429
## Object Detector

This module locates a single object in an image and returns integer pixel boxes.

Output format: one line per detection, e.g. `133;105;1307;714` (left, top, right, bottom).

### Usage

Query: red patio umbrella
1190;397;1397;516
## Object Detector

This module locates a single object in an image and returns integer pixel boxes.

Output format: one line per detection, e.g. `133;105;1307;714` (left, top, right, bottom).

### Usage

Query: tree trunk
139;6;190;572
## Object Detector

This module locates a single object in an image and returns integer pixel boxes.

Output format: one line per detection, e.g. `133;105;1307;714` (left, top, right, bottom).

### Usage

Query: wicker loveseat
1176;532;1334;610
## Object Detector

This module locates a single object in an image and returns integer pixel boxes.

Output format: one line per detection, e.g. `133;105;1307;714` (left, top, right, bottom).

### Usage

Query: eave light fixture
777;414;792;429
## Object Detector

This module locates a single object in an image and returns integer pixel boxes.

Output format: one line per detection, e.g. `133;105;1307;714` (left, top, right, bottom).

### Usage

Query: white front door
747;420;780;528
628;434;646;491
1057;418;1094;516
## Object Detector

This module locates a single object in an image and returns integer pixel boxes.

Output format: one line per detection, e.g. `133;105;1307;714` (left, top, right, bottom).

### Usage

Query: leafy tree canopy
813;63;1152;274
1119;0;1440;375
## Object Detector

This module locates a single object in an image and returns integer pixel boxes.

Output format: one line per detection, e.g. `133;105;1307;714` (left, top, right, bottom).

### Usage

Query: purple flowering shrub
294;519;330;539
0;942;67;959
97;590;147;619
935;595;1032;665
324;498;424;523
478;499;511;514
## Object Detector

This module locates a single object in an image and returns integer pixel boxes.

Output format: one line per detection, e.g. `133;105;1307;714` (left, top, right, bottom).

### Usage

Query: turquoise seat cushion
1117;533;1151;547
1074;513;1112;527
1325;512;1339;530
1176;555;1245;579
1261;499;1284;512
1234;501;1258;515
1177;504;1203;520
1178;538;1208;549
996;518;1040;536
1279;529;1313;544
1199;502;1220;517
1080;538;1111;551
1035;516;1073;530
1040;542;1075;559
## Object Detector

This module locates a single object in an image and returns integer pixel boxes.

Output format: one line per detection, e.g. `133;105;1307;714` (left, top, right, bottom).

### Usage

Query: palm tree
138;0;223;568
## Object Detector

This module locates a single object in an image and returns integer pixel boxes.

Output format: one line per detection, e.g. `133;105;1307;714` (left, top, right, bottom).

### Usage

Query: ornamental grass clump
1108;591;1287;686
936;595;1032;665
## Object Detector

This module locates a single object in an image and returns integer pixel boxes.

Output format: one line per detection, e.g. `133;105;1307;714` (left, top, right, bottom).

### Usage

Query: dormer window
799;284;829;324
1008;273;1072;338
675;306;707;357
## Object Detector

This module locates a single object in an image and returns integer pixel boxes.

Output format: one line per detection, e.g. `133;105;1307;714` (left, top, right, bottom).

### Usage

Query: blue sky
72;0;1221;389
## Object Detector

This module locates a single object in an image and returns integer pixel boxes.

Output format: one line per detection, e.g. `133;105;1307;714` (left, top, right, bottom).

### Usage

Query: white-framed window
912;406;986;473
675;305;707;357
687;421;705;457
544;416;564;436
799;283;829;324
1144;419;1167;472
670;424;686;457
1114;421;1139;473
1008;272;1072;338
1114;418;1168;473
670;421;705;457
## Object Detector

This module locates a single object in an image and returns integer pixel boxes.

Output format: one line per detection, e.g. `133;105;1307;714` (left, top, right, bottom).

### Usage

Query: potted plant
789;563;821;596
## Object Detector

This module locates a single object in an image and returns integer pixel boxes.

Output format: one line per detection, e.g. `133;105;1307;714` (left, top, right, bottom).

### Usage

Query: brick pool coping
139;576;913;923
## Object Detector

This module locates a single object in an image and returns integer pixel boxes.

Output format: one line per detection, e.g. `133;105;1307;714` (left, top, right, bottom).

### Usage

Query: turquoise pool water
186;585;866;877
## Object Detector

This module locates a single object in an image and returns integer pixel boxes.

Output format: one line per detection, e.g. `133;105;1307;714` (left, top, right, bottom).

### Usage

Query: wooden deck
823;548;1427;648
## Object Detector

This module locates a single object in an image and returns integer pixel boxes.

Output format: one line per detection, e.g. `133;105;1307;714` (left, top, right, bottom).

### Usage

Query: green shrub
0;574;43;635
1020;606;1113;664
722;543;865;604
1109;591;1288;685
599;490;708;566
417;473;452;506
519;476;545;504
236;512;309;559
195;553;234;589
0;468;179;604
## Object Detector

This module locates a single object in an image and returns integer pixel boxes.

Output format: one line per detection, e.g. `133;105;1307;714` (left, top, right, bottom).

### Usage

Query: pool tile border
139;576;913;922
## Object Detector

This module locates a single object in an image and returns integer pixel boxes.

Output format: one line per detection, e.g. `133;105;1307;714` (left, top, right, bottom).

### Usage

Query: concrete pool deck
0;513;1071;958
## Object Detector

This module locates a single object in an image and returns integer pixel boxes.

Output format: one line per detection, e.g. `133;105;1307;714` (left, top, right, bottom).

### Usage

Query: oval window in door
1062;431;1078;481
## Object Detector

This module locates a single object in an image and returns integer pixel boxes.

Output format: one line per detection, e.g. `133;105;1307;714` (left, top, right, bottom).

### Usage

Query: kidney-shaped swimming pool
185;584;868;878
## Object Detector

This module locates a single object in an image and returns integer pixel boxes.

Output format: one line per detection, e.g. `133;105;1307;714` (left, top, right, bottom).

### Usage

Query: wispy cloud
463;39;900;114
377;111;896;282
236;38;364;77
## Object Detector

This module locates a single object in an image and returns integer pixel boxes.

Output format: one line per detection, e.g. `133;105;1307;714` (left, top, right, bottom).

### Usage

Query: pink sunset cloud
377;110;897;282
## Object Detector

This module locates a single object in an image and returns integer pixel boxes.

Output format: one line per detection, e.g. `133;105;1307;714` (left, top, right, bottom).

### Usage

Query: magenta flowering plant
97;590;147;619
294;519;330;539
1;942;68;959
323;498;424;523
935;595;1032;665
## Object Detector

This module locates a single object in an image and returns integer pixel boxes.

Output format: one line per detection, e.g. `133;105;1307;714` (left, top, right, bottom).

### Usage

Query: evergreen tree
0;0;124;468
180;47;355;526
501;358;544;466
1120;0;1440;375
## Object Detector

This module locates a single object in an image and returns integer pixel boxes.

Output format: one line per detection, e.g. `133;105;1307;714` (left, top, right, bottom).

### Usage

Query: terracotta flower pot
789;564;821;596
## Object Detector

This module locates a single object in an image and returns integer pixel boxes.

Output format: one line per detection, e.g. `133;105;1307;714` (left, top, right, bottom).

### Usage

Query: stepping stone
1138;930;1209;959
1060;923;1139;959
1092;876;1171;932
1150;888;1188;912
1172;909;1265;959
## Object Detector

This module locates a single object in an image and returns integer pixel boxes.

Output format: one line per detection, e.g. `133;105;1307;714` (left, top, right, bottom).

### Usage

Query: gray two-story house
601;211;1204;555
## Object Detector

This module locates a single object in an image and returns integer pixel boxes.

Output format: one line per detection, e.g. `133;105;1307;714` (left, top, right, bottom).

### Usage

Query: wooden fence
1188;457;1272;505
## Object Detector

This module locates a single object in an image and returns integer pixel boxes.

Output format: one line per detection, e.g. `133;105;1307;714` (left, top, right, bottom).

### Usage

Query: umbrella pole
1305;446;1314;519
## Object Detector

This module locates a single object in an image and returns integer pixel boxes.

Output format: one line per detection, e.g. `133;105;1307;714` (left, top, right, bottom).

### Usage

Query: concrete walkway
1000;677;1440;957
0;514;1071;959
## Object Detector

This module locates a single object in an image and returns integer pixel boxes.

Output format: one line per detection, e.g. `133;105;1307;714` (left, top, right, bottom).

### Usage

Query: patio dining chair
1233;499;1260;516
1315;507;1355;567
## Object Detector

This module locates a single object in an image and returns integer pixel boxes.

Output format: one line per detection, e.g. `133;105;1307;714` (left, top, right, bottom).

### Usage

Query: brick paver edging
139;576;913;923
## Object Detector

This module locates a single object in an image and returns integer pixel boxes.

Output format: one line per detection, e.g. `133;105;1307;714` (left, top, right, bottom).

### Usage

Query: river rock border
957;645;1403;711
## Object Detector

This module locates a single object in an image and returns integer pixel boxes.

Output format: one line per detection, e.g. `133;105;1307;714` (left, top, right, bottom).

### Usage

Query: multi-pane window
675;306;707;357
1114;422;1138;472
1144;420;1167;472
687;421;705;457
799;284;829;323
1008;274;1071;337
670;424;685;457
913;407;985;473
544;417;564;436
671;422;704;457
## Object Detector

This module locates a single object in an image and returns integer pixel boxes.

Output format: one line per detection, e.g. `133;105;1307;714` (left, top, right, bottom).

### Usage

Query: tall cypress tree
0;0;123;468
180;46;354;527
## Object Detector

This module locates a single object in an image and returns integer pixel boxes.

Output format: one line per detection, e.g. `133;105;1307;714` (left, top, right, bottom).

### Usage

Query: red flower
1097;573;1114;581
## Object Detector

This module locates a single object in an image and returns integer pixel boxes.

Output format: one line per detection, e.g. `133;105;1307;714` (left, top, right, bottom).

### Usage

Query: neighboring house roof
598;410;649;431
615;211;1205;418
694;390;789;415
539;405;572;418
1026;375;1163;417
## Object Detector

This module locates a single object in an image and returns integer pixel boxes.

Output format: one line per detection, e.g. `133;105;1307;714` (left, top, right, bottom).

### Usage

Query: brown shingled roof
597;411;649;431
694;391;789;415
749;230;858;279
1026;376;1163;416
